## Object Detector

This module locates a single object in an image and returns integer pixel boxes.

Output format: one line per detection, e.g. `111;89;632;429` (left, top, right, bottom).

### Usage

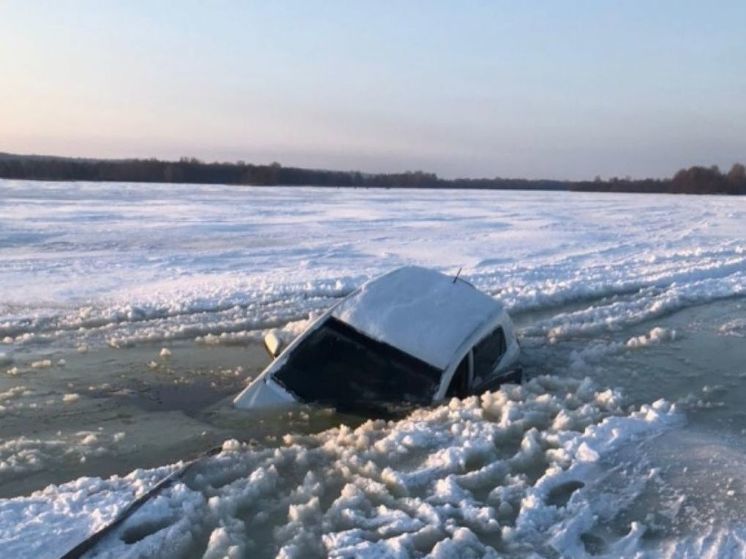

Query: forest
0;153;744;195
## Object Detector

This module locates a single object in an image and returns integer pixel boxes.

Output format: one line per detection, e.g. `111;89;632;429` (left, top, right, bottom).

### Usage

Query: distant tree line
0;153;744;194
572;164;746;195
670;164;745;194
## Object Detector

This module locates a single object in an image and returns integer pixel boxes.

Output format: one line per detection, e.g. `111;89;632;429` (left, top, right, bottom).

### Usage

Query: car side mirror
263;331;285;359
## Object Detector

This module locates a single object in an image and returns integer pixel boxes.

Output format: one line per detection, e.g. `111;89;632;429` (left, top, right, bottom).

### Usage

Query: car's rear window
272;317;442;410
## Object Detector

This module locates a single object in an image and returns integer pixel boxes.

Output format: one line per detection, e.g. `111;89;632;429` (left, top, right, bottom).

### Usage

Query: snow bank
524;272;744;344
0;465;177;559
0;377;683;558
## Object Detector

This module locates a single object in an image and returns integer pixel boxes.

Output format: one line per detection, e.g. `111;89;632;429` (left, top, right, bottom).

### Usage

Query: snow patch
30;359;52;369
0;431;125;484
626;327;676;348
2;377;684;559
719;318;746;337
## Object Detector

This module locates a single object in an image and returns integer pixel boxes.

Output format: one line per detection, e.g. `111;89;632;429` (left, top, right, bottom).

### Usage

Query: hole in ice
121;515;176;544
546;480;585;507
580;531;607;555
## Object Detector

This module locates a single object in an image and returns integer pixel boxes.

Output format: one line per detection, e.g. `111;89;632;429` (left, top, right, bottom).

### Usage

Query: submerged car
233;266;521;412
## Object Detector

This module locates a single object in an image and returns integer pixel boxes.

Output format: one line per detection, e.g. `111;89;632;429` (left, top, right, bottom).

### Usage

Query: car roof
331;266;505;370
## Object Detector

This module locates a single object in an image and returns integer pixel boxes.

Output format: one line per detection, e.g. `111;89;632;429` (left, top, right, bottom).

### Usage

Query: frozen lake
1;180;745;557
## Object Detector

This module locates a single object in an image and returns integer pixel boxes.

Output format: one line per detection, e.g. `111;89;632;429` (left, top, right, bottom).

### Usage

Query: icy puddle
1;181;745;557
0;342;352;499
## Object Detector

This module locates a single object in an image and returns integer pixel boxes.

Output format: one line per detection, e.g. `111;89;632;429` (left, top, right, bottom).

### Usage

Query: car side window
472;327;506;381
446;354;470;399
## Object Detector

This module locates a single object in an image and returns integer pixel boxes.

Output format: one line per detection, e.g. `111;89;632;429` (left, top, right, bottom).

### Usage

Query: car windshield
272;317;442;411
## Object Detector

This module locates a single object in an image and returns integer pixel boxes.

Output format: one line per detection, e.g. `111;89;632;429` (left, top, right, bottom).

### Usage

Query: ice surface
1;181;743;357
1;181;745;557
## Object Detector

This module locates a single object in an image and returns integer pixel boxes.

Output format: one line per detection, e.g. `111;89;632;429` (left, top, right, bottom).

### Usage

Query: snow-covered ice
0;180;745;557
1;181;743;355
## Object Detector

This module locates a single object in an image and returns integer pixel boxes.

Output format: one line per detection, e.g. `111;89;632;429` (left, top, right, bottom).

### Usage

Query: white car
233;266;521;412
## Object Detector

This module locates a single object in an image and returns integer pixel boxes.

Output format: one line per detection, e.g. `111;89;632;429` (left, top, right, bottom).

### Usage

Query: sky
1;1;745;180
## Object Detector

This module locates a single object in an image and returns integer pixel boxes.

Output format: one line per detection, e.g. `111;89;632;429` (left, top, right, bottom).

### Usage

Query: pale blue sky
2;1;745;179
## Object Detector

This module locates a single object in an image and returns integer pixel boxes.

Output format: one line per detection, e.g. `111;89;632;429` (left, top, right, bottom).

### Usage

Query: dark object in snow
59;446;223;559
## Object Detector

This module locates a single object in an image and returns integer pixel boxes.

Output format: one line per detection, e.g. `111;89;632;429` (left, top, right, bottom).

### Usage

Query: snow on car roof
331;266;504;370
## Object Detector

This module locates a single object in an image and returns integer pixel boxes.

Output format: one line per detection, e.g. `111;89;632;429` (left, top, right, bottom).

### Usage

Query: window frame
471;326;507;385
445;351;474;398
